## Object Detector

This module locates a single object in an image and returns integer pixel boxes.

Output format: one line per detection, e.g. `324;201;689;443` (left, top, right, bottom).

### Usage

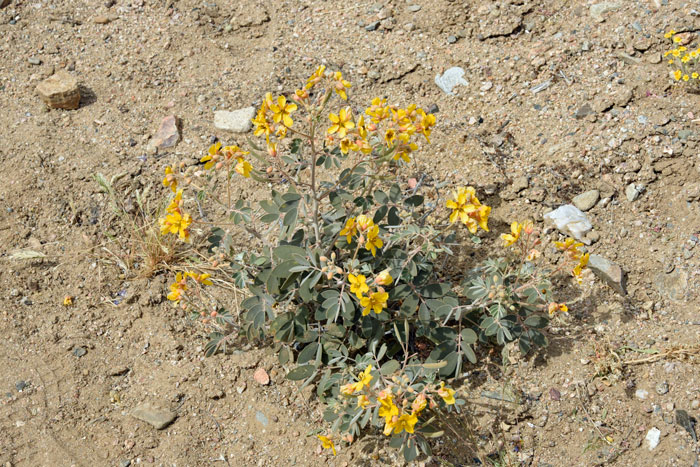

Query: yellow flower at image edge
573;252;589;282
437;382;456;405
360;289;388;316
348;273;369;298
317;435;336;456
200;142;221;169
548;302;568;316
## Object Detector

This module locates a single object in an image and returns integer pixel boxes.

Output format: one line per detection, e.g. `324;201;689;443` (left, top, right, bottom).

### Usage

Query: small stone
625;183;644;202
255;410;269;427
119;461;131;467
20;297;32;306
108;365;129;376
590;2;621;22
365;21;380;31
586;231;601;244
655;269;688;302
574;104;594;120
435;67;468;95
28;57;42;65
480;81;493;92
377;7;392;20
36;70;81;110
635;389;649;400
15;381;28;392
426;103;439;114
73;347;87;358
151;115;180;150
254;368;270;385
655;382;669;395
572;190;599;212
549;388;561;401
93;15;110;24
213;107;255;133
691;400;700;410
407;4;421;12
236;383;247;394
647;52;662;64
208;388;225;400
645;427;661;450
131;403;177;430
447;35;458;44
588;254;626;295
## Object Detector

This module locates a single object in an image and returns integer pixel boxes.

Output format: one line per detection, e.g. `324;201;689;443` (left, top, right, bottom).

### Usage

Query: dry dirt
2;0;700;465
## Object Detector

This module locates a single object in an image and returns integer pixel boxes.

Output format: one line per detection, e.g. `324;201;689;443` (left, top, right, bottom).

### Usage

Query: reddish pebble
408;178;418;189
254;367;270;385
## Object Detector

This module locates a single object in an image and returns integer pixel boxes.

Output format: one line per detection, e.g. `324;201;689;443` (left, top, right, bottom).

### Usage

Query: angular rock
572;190;599;212
435;67;468;95
512;176;529;193
152;115;180;150
590;2;621;22
543;204;592;243
588;254;626;295
625;183;644;202
645;427;661;450
655;269;687;302
131;403;177;430
574;104;594;120
214;107;255;133
36;70;81;110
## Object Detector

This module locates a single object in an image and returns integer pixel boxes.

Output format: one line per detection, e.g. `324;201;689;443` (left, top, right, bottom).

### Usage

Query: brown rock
253;367;270;385
152;115;180;150
36;70;81;110
93;15;110;24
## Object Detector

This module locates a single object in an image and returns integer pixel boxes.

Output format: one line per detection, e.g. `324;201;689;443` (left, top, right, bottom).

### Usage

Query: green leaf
387;206;401;226
389;184;401;202
286;365;316;381
380;359;401;375
460;328;478;345
298;342;319;365
373;205;388;224
403;438;418;461
462;345;477;364
524;315;548;328
374;189;389;204
273;245;307;261
278;346;291;365
404;194;424;207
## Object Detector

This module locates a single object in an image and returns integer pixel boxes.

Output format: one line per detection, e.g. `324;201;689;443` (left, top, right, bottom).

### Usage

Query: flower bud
216;161;224;170
319;256;328;263
356;214;372;232
210;311;218;317
212;260;219;267
179;161;186;169
374;269;393;286
266;166;274;174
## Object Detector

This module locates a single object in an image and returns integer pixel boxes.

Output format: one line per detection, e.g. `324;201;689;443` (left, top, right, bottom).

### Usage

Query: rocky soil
1;0;700;465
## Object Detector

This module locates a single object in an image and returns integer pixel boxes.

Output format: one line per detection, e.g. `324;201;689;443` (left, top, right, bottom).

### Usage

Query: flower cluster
554;237;589;283
664;30;700;84
339;214;384;256
446;187;491;234
200;141;252;177
159;188;192;242
347;270;392;316
166;271;213;305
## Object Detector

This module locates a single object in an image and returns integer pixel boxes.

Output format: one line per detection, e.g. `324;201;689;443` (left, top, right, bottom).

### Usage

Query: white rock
214;107;256;133
635;389;649;400
543;204;593;244
435;67;468;95
645;427;661;450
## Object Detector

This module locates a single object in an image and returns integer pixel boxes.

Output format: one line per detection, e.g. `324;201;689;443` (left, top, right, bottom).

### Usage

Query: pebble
151;115;180;150
625;183;644;202
407;4;421;12
655;382;669;395
213;107;255;133
93;15;110;24
645;427;661;450
435;67;468;95
480;81;493;92
254;367;270;385
426;103;439;114
586;231;600;244
255;410;269;427
590;2;621;21
15;381;28;392
574;104;594;120
692;400;700;410
635;389;649;400
73;347;87;357
512;176;529;193
655;269;687;302
20;297;32;306
572;190;599;212
131;403;177;430
588;254;626;295
28;57;42;65
447;35;458;44
36;70;81;110
365;21;380;31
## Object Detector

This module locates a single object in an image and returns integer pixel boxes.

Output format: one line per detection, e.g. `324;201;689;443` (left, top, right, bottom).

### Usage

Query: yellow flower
162;166;177;192
166;189;183;214
348;273;369;299
305;65;326;90
554;237;583;259
339;138;357;154
692;51;698;58
63;295;74;306
357;394;370;409
378;392;399;429
269;95;297;128
328;107;355;138
501;221;523;247
349;365;373;392
463;204;491;234
374;269;393;286
548;302;568;316
200;142;221;170
360;289;388;316
573;252;589;282
668;59;674;64
437;382;456;405
446;187;480;223
167;272;187;302
339;217;357;243
679;46;687;51
317;435;336;456
332;71;351;100
384;128;397;144
340;383;355;395
684;74;690;81
411;393;427;413
693;72;699;79
159;211;192;242
674;36;682;43
365;225;383;256
355;214;373;232
417;110;436;143
682;55;691;63
664;29;676;39
235;157;253;178
186;272;213;285
252;104;272;137
392;412;418;434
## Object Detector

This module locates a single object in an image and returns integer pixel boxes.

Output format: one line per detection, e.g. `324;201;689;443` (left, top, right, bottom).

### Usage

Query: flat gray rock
588;254;626;295
214;107;256;133
131;403;177;430
435;67;468;95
